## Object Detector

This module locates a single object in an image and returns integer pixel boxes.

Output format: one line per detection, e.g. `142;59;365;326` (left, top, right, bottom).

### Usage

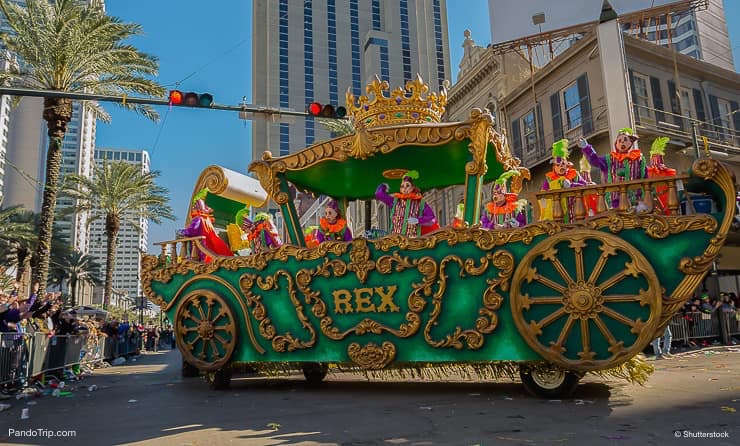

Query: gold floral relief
238;271;316;352
423;251;513;350
347;341;397;369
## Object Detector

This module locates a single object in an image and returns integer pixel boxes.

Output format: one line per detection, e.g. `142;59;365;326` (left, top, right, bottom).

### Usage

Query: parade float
142;75;736;397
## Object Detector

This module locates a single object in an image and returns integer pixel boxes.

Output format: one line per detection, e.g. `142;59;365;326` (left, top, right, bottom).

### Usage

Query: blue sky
98;0;739;249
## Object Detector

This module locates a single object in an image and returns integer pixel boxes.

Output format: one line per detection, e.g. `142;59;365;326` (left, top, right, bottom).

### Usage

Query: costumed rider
242;211;282;253
179;189;234;262
226;206;252;254
316;198;353;242
304;226;319;248
578;156;599;217
577;128;647;210
451;202;466;228
375;170;440;237
540;139;585;222
646;136;676;215
481;170;527;229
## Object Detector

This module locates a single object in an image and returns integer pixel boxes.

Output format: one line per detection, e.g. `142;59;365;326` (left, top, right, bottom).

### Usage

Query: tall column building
88;149;150;300
252;0;451;159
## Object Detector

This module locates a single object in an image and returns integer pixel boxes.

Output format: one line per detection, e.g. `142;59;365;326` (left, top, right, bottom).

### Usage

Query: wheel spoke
600;306;636;328
599;261;641;291
541;247;575;286
592;315;625;355
550;314;576;353
195;301;208;321
587;244;618;284
535;307;567;331
529;296;566;305
578;319;596;360
601;294;640;303
214;333;230;346
208;339;220;359
182;310;200;324
534;274;567;294
206;297;214;320
571;239;587;282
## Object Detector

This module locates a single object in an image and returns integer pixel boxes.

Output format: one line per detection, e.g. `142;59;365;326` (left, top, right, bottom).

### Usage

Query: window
679;88;695;119
717;98;732;130
562;82;582;130
521;110;537;154
632;72;652;122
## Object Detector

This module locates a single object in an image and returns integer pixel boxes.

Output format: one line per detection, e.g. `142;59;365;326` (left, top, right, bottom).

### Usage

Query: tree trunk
104;213;120;310
70;276;77;308
32;97;72;292
15;246;29;282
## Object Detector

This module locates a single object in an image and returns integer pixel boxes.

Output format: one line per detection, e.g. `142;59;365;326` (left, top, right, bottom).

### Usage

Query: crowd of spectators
679;290;740;347
0;282;87;336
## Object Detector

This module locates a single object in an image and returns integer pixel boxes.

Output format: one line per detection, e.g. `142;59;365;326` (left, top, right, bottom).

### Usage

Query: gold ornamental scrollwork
347;238;376;283
347;341;397;369
423;251;513;350
238;271;317;352
665;159;736;324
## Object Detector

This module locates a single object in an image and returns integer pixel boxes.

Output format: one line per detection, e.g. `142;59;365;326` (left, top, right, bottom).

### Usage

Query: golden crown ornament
346;74;449;129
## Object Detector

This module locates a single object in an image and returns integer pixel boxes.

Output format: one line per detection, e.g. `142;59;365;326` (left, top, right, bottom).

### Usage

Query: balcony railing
152;236;216;264
633;104;739;151
533;175;688;223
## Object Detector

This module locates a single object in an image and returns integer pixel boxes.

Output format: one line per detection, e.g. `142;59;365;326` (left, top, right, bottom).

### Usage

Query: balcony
633;104;739;159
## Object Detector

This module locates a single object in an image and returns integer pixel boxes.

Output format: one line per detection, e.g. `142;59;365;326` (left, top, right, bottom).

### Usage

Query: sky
98;0;739;250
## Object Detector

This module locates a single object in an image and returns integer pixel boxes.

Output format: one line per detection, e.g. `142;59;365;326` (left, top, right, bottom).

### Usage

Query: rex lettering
331;285;400;314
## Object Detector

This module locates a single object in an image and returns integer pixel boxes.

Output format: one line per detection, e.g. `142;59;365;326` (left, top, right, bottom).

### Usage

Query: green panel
204;193;245;228
284;141;504;200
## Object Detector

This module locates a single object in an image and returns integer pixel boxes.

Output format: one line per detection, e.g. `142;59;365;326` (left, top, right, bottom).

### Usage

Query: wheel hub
564;281;603;318
530;368;566;390
197;320;215;340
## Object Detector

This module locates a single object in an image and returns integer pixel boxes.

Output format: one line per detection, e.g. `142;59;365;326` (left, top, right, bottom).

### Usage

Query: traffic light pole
0;86;310;118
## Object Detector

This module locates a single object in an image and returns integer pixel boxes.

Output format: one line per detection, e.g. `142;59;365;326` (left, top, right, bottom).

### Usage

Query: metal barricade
28;332;51;377
685;311;720;340
668;313;690;346
0;333;31;387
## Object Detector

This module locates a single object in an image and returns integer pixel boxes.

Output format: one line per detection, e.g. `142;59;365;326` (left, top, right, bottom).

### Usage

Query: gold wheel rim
511;229;661;372
175;290;236;372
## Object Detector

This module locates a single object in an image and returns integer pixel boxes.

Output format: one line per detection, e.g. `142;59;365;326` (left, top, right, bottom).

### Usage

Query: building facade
253;0;450;159
88;149;150;300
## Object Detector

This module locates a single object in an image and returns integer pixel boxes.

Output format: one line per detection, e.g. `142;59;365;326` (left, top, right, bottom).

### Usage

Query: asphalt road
0;348;738;445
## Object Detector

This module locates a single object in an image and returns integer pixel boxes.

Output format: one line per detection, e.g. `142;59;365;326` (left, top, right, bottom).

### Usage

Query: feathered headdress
234;206;250;225
551;139;569;164
618;127;639;141
402;170;420;182
649;137;669;156
192;188;208;204
492;170;521;195
254;212;273;223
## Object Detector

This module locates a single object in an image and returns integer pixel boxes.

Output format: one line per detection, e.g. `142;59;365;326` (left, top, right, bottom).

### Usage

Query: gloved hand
376;183;389;194
563;179;571;188
407;217;419;225
577;137;588;149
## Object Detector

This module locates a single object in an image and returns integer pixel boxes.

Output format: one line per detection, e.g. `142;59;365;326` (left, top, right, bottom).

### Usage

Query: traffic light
168;90;214;108
307;102;347;119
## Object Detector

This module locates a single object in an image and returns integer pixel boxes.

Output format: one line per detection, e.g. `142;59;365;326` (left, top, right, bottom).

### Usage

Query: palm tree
62;160;174;309
0;206;37;280
0;210;72;282
0;0;166;291
50;250;101;307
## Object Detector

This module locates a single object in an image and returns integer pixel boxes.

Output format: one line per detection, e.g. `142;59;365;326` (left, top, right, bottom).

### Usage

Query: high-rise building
1;0;104;254
252;0;451;159
88;148;150;300
621;0;734;71
0;51;15;206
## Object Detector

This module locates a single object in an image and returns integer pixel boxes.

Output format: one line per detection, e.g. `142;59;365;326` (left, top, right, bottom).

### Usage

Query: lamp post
139;296;145;325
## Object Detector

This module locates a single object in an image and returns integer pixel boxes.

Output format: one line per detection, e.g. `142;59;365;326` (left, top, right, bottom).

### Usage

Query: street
1;348;738;446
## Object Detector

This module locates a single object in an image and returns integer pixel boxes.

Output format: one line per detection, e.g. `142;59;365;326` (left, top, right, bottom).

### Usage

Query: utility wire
164;38;250;88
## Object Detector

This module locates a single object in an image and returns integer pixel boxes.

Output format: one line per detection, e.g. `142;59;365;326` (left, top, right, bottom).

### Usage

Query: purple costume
375;184;438;237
